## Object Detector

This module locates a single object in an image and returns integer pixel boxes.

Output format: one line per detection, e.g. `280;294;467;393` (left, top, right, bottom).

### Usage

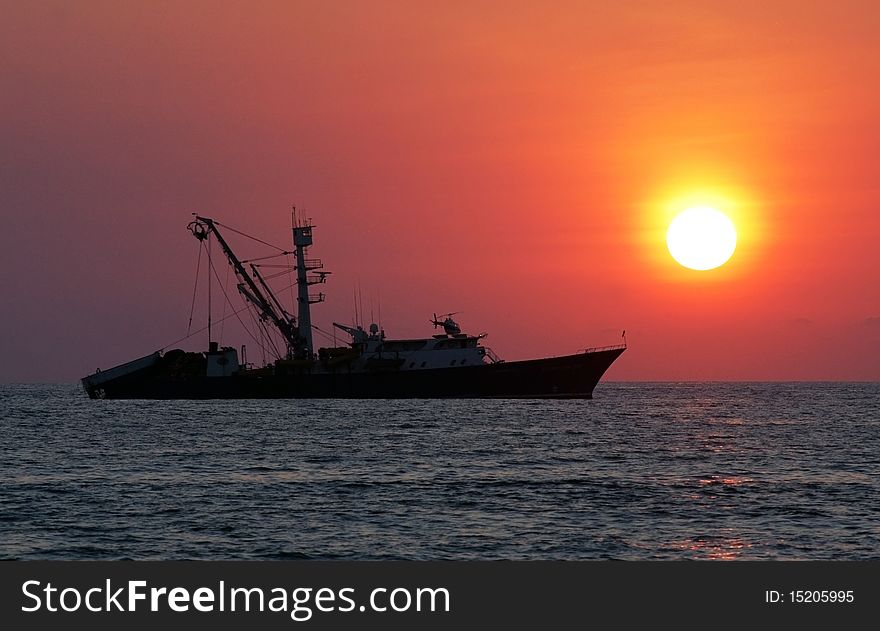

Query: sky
2;0;878;382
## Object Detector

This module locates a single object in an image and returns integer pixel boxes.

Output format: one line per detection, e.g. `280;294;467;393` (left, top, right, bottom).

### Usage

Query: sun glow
666;206;737;271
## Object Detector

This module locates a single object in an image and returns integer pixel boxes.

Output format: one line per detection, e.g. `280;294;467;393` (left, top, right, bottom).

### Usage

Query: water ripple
0;382;878;559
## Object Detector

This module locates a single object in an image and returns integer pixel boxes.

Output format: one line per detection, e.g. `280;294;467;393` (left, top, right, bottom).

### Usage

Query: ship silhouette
82;213;625;399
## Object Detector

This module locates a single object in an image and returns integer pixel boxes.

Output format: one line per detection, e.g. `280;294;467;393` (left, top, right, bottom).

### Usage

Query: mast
292;210;327;357
188;215;301;357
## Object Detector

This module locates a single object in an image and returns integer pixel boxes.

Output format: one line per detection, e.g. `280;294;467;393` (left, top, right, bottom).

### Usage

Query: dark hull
82;348;625;400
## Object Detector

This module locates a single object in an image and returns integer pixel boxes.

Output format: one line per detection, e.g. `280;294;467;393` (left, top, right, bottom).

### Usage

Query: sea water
1;382;877;559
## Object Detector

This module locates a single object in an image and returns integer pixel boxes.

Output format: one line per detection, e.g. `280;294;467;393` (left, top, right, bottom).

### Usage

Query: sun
666;206;737;271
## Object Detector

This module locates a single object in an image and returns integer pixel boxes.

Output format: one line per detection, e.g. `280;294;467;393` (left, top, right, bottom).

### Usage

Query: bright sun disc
666;206;737;271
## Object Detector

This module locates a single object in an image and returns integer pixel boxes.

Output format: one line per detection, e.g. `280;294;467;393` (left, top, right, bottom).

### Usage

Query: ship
81;213;625;399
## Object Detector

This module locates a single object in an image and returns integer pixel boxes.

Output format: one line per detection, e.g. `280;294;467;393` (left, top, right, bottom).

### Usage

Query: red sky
2;1;878;381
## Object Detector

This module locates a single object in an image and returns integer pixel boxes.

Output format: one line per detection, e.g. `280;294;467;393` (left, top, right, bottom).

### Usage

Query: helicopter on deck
431;312;463;336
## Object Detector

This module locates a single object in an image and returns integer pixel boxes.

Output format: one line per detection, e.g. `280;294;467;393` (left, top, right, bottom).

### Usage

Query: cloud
864;316;880;329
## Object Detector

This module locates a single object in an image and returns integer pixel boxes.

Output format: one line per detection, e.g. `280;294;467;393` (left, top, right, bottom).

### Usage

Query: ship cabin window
420;361;426;368
409;362;415;368
384;340;427;352
434;339;471;350
450;360;456;366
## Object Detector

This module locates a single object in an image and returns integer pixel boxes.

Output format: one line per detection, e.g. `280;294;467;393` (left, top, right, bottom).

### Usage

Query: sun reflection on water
671;532;754;560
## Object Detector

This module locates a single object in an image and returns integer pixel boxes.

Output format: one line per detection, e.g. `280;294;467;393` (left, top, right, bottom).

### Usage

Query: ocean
1;382;878;560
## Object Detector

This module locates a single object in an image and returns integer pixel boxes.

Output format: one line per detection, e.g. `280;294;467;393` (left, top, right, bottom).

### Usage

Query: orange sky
2;0;878;381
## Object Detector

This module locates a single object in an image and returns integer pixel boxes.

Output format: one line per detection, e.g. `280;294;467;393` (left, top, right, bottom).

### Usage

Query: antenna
353;287;359;328
206;233;212;349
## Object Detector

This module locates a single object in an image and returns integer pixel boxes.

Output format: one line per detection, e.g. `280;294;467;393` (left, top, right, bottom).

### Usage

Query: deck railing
483;347;504;364
579;343;627;354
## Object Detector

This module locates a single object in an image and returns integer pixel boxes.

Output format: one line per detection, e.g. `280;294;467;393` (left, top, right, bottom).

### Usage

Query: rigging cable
244;296;283;361
164;223;290;359
256;315;283;360
257;314;268;366
257;268;295;281
241;252;293;264
159;304;252;351
213;220;288;252
251;263;296;268
218;261;230;346
311;324;340;346
186;241;203;337
287;251;296;333
207;235;212;345
206;248;275;360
